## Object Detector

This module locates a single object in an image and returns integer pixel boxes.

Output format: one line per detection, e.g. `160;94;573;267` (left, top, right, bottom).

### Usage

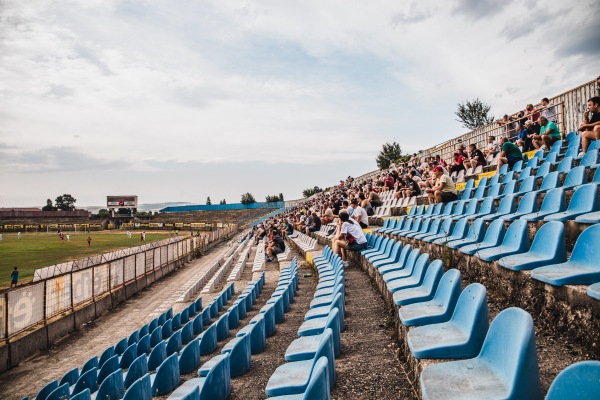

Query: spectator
464;143;486;171
87;236;92;247
450;151;466;175
533;116;561;150
367;187;382;208
525;104;541;134
266;229;285;262
305;211;322;235
350;199;369;229
333;210;368;267
484;136;499;158
579;96;600;155
321;203;334;224
515;121;534;152
496;136;523;173
540;97;557;122
11;267;18;288
425;166;458;204
402;174;421;199
435;154;447;168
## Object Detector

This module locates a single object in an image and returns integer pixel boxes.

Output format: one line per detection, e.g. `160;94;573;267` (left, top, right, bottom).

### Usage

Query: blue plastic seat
408;283;488;359
386;254;431;293
545;360;600;400
99;346;115;368
267;357;331;400
420;307;541;400
397;218;423;237
392;260;443;306
405;218;433;239
236;313;267;354
290;308;342;359
150;353;180;396
561;165;587;190
381;249;422;282
128;331;140;347
475;219;530;262
265;329;335;397
162;319;173;340
556;156;573;173
36;380;59;400
372;241;404;268
95;369;125;400
458;218;506;255
72;367;98;396
259;303;277;338
446;218;486;249
137;334;150;356
166;330;182;356
450;200;479;221
221;333;251;377
122;373;152;400
432;217;469;246
534;160;551;177
466;197;495;220
544;183;599;222
513;159;524;171
179;338;201;374
472;177;489;199
579;148;599;167
378;246;416;275
499;192;538;221
59;367;79;387
412;218;443;241
181;320;194;344
216;313;230;341
147;341;167;371
81;356;98;375
374;217;394;233
535;170;560;194
495;179;518;199
150;327;163;348
70;389;91;400
46;383;70;400
482;194;517;221
124;354;148;389
498;163;508;175
98;354;120;385
193;311;204;334
171;354;231;400
422;218;454;243
115;337;129;356
531;224;600;286
519;188;566;221
399;269;462;327
502;171;515;183
199;323;218;355
498;221;567;271
587;282;600;300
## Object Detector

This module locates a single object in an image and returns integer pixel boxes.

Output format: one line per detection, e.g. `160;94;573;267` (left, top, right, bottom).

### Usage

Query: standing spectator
540;97;557;122
87;236;92;247
425;166;458;204
10;267;18;288
496;137;523;172
333;211;368;267
579;96;600;155
533;116;561;150
525;104;541;134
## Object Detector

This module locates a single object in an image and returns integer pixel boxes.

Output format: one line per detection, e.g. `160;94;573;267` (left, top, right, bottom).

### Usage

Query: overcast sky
0;0;597;208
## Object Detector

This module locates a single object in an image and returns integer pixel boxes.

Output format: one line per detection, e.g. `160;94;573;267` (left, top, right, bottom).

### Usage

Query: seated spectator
532;116;561;150
515;121;534;152
484;136;499;158
350;199;369;229
305;211;322;235
464;143;486;170
342;200;353;216
450;151;466;174
425;166;458;204
435;154;447;168
496;136;523;172
333;210;368;267
579;96;600;155
367;187;382;208
402;174;421;199
540;97;557;122
525;103;541;134
383;173;395;191
321;203;334;224
266;229;285;262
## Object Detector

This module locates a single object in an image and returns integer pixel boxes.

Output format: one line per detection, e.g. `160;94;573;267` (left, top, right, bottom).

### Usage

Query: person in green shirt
496;137;523;173
533;116;561;150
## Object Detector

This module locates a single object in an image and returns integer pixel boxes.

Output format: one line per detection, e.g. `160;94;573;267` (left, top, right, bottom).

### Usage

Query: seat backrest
99;346;115;368
426;218;442;235
407;254;430;280
124;354;149;390
486;183;502;198
401;248;421;272
120;343;138;369
441;202;455;215
512;159;524;171
152;353;180;396
567;183;600;212
123;373;153;400
465;218;486;242
500;219;529;251
450;200;467;215
36;380;59;400
546;360;600;400
489;174;500;186
451;283;488;342
563;165;587;188
420;260;443;292
438;218;454;236
448;217;469;240
557;156;574;173
539;171;560;191
539;188;566;214
464;178;475;191
497;194;517;214
303;357;331;400
81;356;98;375
432;268;462;307
569;224;600;266
200;354;231;400
98;354;119;385
498;163;509;175
551;139;563;152
479;218;507;247
59;367;79;387
515;191;538;214
517;167;532;181
46;383;71;400
525;157;538;168
418;219;432;233
502;171;515;183
96;369;125;400
472;178;488;198
148;341;167;371
501;180;517;196
564;146;579;158
464;199;479;215
517;176;535;194
72;367;98;396
535;161;551;177
529;221;566;260
533;149;545;159
478;308;541;399
579;149;599;167
115;337;129;355
313;329;336;389
166;329;182;356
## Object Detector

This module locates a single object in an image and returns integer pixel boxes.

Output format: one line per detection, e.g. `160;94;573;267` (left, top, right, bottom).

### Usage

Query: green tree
455;98;495;130
42;198;56;211
279;193;284;201
206;196;212;205
220;199;227;205
55;194;77;211
376;141;403;170
97;209;110;217
241;192;256;205
265;194;284;203
302;186;323;198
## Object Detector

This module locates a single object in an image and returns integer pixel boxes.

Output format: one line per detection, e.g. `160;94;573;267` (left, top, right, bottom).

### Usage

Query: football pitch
0;231;175;288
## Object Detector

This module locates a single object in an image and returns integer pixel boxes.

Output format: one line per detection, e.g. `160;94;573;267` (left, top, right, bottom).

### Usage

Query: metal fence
0;225;237;340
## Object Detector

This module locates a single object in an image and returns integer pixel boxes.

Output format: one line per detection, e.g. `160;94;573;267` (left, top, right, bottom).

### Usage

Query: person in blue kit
11;266;18;288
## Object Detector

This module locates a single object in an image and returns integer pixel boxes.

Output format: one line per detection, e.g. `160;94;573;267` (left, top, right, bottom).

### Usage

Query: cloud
390;3;436;28
453;0;514;20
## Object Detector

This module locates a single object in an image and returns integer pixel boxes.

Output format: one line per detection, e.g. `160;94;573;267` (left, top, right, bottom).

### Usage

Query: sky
0;0;597;208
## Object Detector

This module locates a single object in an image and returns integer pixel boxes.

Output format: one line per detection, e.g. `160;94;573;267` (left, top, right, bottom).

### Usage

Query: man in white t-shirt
333;210;368;267
350;199;369;229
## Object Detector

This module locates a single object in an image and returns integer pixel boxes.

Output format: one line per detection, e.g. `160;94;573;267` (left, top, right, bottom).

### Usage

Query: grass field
0;231;175;288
